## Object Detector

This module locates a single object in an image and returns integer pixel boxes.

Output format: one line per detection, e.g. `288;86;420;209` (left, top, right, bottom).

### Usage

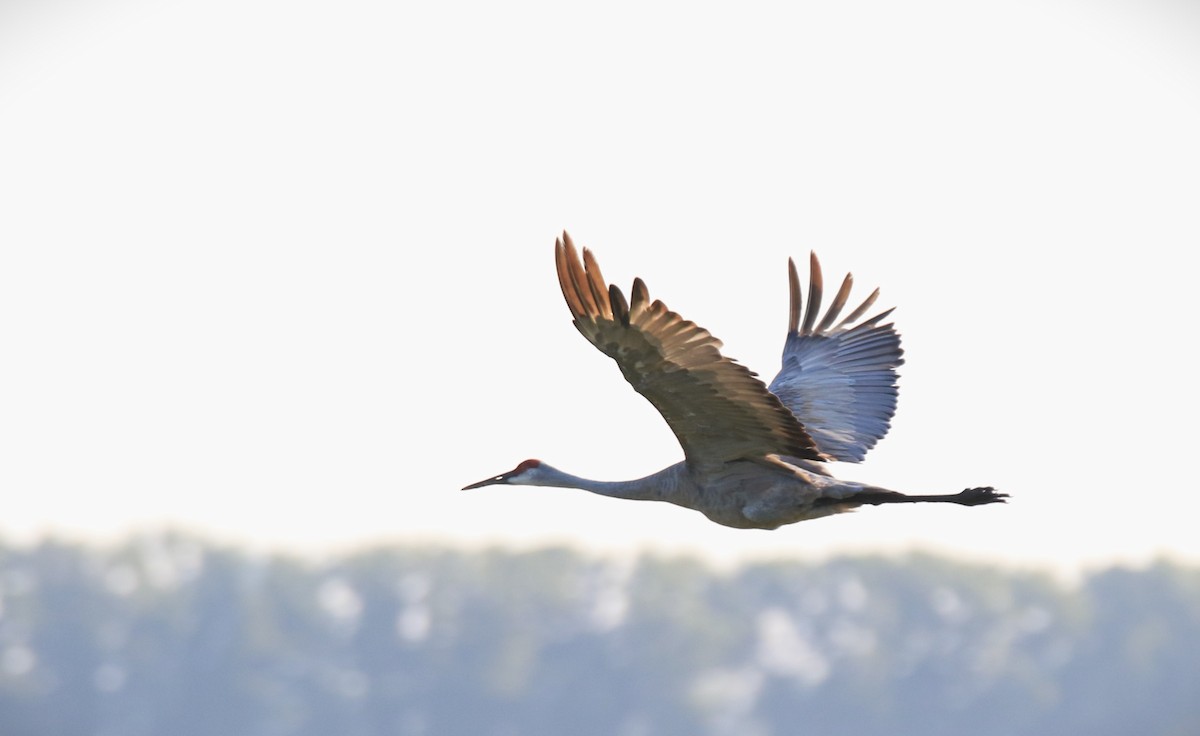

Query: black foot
955;487;1008;506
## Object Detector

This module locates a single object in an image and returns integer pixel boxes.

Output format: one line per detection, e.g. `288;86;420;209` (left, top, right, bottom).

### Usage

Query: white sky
1;0;1198;573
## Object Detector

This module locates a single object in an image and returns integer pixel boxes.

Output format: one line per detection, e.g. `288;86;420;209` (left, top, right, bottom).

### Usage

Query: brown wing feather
555;232;825;466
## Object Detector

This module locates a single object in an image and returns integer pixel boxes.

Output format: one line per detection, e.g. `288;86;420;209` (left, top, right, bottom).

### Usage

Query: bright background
2;0;1197;574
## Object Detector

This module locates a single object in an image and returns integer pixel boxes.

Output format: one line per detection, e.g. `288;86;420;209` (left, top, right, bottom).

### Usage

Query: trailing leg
847;486;1008;508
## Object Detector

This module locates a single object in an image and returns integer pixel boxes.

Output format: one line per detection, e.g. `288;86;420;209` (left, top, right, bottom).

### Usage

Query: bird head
461;459;543;490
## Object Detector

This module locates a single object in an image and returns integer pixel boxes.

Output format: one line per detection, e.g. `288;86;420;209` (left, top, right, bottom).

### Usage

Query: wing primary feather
854;306;896;329
609;284;630;326
787;257;801;335
836;287;881;329
555;237;585;320
816;273;854;333
582;248;613;319
563;235;600;316
801;251;824;335
630;277;650;319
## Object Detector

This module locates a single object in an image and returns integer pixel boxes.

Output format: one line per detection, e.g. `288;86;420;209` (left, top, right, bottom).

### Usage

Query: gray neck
528;463;689;502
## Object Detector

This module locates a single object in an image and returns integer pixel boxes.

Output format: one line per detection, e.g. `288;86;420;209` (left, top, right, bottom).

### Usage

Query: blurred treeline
0;536;1198;736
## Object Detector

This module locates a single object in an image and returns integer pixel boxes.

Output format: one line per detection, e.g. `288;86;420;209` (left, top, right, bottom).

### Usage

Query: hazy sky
2;0;1198;572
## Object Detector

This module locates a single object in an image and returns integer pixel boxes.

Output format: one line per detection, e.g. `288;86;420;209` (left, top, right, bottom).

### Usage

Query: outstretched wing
767;253;904;462
556;233;825;466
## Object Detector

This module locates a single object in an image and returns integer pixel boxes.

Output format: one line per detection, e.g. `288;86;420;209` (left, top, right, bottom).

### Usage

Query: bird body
486;459;843;530
462;234;1005;528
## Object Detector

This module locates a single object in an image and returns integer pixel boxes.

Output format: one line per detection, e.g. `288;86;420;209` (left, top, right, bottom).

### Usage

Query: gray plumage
462;233;1005;529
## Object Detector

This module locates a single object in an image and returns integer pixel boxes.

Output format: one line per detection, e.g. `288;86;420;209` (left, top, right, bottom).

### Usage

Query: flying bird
463;233;1004;529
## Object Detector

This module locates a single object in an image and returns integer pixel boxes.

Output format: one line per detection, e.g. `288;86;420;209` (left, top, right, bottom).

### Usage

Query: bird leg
847;486;1008;507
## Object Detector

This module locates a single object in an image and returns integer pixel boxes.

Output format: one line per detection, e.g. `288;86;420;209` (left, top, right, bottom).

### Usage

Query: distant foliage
0;536;1198;736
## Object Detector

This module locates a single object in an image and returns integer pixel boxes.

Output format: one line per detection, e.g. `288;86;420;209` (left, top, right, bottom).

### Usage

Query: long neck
529;463;688;502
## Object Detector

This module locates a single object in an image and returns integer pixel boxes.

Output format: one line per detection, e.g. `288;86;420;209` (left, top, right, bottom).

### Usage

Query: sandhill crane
462;233;1005;529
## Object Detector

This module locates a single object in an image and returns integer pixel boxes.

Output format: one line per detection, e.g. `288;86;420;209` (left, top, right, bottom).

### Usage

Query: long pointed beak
461;474;509;491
